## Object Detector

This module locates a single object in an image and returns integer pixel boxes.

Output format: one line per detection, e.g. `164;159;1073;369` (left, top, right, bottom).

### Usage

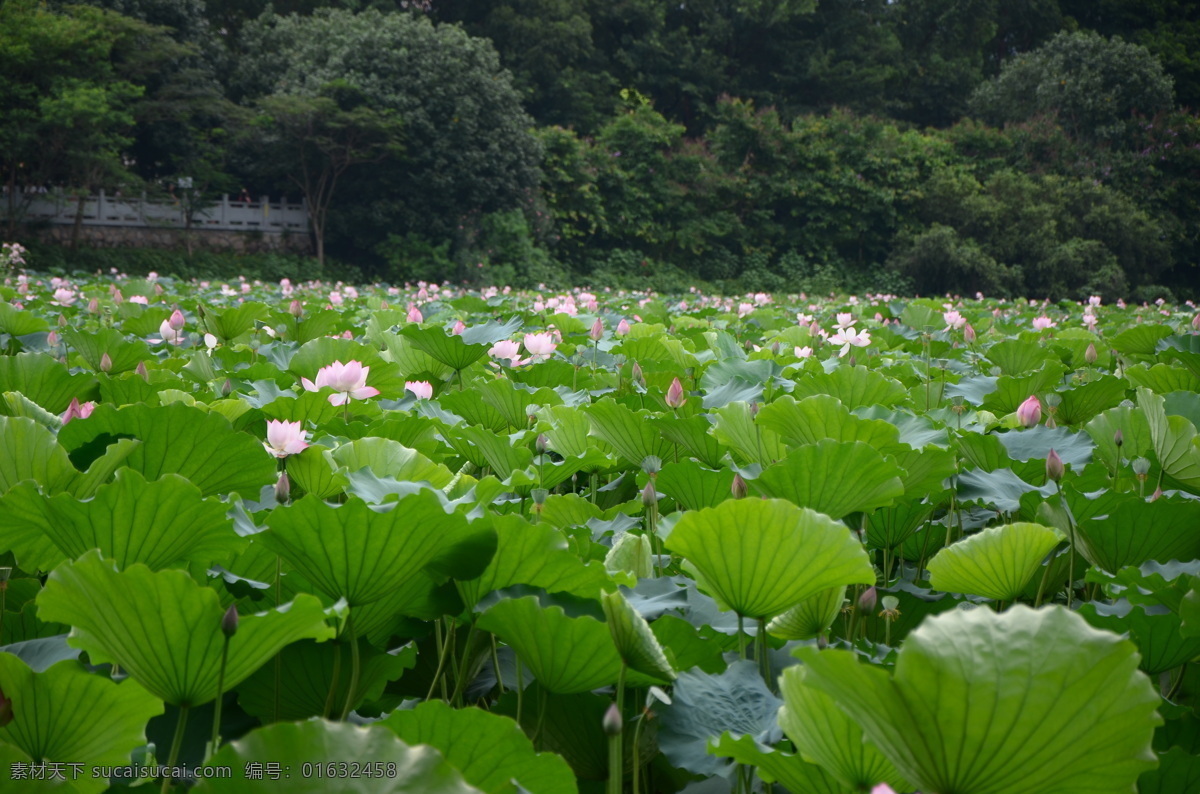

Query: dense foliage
0;267;1198;791
2;0;1200;296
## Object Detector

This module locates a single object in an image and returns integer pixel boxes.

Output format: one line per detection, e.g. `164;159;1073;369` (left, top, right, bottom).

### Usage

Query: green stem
273;555;282;723
737;614;746;660
607;666;627;794
210;635;231;754
1033;554;1055;608
450;623;477;707
339;619;360;720
756;618;772;692
322;641;342;719
426;619;454;702
490;634;505;697
161;705;189;793
516;658;524;725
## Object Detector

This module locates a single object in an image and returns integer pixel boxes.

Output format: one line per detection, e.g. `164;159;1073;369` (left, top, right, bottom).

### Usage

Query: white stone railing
16;191;309;233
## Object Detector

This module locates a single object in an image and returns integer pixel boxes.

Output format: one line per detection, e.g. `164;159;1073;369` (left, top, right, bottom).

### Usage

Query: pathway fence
15;191;309;234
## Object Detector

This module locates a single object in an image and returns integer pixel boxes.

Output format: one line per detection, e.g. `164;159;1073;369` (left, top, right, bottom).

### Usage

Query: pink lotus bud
155;283;165;296
136;361;149;381
407;305;423;323
99;352;113;373
1016;395;1041;428
87;298;100;314
221;604;239;638
222;378;232;397
47;331;59;347
404;380;434;400
1150;486;1164;501
858;586;878;613
602;702;623;736
616;318;631;335
452;320;466;335
665;377;686;409
275;471;291;503
536;434;549;454
631;361;646;388
380;300;389;311
731;473;748;499
288;299;304;317
58;313;68;327
1046;448;1064;482
590;318;604;341
642;481;658;508
167;308;185;330
1114;430;1123;448
1193;313;1200;331
963;323;976;344
1084;343;1097;364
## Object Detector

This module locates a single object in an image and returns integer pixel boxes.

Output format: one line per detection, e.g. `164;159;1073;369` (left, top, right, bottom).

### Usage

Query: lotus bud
857;586;877;614
0;686;11;728
749;401;760;417
665;377;685;408
590;317;604;341
1046;448;1064;482
1114;430;1123;448
847;355;856;367
407;305;423;324
58;313;67;327
87;297;100;314
1084;343;1098;364
602;703;623;736
1132;457;1151;481
288;299;304;317
771;341;781;355
641;481;657;508
452;320;466;336
47;331;59;347
99;352;113;373
221;378;232;397
221;604;239;638
731;473;748;499
816;634;828;650
616;318;631;335
536;434;550;454
1193;313;1200;331
380;300;390;311
963;323;976;344
1016;395;1041;428
275;471;290;503
136;361;149;382
631;361;646;388
155;283;164;296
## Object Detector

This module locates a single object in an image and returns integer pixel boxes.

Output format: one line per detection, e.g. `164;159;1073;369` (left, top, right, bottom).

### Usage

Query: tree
248;81;403;266
235;8;542;267
969;30;1176;144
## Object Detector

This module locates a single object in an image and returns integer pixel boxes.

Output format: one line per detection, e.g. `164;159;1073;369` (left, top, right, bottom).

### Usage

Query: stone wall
25;224;312;254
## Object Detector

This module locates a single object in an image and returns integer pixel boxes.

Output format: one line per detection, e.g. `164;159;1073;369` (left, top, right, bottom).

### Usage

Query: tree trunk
71;191;85;250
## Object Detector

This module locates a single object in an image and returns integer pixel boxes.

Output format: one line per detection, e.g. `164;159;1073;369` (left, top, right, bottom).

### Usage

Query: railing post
97;189;105;222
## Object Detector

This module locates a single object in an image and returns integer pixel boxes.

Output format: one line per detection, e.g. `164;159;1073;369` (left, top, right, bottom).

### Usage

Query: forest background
2;0;1199;300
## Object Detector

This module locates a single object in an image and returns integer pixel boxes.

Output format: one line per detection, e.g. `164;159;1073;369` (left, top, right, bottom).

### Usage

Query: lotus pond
0;266;1199;793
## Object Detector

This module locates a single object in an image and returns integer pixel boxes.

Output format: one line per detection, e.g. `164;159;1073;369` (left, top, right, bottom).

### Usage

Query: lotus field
2;263;1200;794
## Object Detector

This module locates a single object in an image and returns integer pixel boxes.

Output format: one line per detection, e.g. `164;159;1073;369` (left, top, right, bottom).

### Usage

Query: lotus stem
516;657;524;724
450;622;477;707
490;634;505;696
322;640;342;719
339;618;359;721
161;705;188;793
426;618;454;702
756;618;772;691
606;665;627;794
737;614;746;660
210;636;231;753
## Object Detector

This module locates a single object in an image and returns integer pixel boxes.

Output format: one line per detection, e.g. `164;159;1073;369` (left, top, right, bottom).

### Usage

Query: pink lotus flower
301;360;380;406
943;310;966;331
589;318;604;341
1032;316;1056;331
264;419;309;457
523;332;557;362
870;786;897;794
156;319;185;346
1017;395;1042;428
488;339;528;366
829;327;871;357
834;312;856;330
60;397;95;425
665;377;686;408
452;320;466;335
52;288;76;306
794;345;813;358
407;305;423;323
167;308;185;331
329;291;343;306
128;295;148;305
405;380;434;400
616;318;631;335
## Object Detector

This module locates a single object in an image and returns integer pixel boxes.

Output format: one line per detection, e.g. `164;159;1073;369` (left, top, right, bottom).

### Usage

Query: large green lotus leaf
983;362;1067;415
236;638;416;723
288;336;407;398
890;445;957;499
667;498;874;619
437;391;509;434
456;514;611;609
382;701;577;794
778;665;908;792
986;339;1055;376
927;523;1060;602
756;394;901;451
260;389;344;426
62;327;150;376
260;492;490;607
1055;376;1129;426
712;401;789;466
0;470;242;573
198;720;484;794
378;330;456;381
753;441;905;519
708;732;848;794
1125;363;1200;395
0;416;82;497
1111;324;1173;356
37;550;335;706
651;415;727;468
1074;494;1200;573
584;399;673;466
601;590;676;681
658;660;783;776
1138;746;1200;794
448;425;532;477
477;596;624;693
1139;387;1200;492
1086;405;1153;472
286;446;349;500
0;353;98;415
0;302;49;335
539;404;592;459
57;403;277;497
0;656;163;793
331;438;453;488
866;497;937;553
766;586;845;640
1159;334;1200;378
790;365;907;409
797;605;1162;794
203;301;269;342
1079;600;1200;676
996;425;1094;467
399;324;489;372
654;460;735;510
478;378;562;431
